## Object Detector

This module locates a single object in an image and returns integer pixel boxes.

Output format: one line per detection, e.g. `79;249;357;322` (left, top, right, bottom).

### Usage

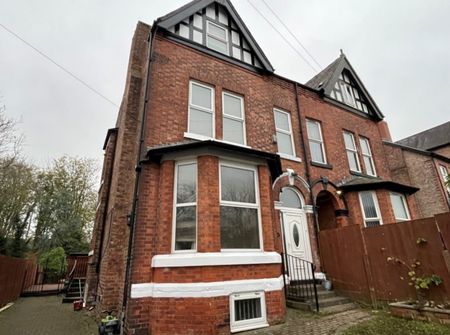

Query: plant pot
389;301;450;325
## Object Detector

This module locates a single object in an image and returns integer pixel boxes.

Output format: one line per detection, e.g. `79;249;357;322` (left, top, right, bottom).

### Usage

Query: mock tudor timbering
85;1;434;334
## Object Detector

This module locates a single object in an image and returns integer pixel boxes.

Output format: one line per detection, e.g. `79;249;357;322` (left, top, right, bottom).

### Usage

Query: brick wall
86;21;150;314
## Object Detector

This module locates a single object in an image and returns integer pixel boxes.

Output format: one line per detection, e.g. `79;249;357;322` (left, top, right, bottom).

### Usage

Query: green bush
39;247;67;274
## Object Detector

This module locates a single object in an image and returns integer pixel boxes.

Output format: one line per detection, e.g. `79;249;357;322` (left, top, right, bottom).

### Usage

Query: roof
305;52;384;120
383;140;450;163
145;140;282;181
338;176;419;195
155;0;274;73
396;121;450;151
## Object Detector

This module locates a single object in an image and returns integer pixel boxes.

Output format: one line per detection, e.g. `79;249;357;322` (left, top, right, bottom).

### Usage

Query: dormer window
330;71;370;114
206;21;229;55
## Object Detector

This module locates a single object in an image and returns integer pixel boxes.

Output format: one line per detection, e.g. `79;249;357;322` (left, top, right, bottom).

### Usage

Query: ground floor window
389;192;410;222
230;291;267;332
359;191;383;227
220;162;261;249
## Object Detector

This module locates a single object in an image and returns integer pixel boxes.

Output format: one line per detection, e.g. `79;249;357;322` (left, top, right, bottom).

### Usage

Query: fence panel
319;215;450;305
0;255;27;308
363;217;450;302
319;225;371;303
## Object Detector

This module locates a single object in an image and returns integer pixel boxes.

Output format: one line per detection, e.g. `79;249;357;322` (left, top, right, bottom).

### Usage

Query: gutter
121;23;158;321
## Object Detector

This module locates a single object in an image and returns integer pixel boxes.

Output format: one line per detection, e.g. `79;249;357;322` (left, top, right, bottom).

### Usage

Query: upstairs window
439;165;450;195
206;21;228;55
359;137;376;176
330;71;369;113
389;192;410;222
359;191;383;228
274;109;295;158
173;162;197;251
306;119;327;164
222;92;245;145
343;131;361;173
220;163;261;250
188;81;214;138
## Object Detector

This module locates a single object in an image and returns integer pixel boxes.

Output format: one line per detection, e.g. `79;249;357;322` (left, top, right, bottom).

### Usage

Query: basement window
230;292;268;332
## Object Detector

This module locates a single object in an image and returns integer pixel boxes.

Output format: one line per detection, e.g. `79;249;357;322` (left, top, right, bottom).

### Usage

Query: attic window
331;71;369;114
206;21;229;55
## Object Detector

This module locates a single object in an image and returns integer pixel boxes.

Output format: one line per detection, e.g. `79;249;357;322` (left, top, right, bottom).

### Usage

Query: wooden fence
0;255;36;308
319;213;450;305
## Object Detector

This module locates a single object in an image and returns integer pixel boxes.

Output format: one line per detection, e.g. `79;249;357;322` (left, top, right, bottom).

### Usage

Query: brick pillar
378;120;392;141
197;156;220;252
259;165;275;251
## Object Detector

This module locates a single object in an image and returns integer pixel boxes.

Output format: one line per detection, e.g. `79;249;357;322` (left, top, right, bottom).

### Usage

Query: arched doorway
277;187;313;263
316;190;338;231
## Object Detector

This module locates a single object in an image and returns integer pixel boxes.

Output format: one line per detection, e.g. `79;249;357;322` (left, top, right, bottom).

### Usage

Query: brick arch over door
272;173;311;205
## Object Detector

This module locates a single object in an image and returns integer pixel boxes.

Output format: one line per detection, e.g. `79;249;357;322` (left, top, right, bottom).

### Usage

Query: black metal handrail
283;253;319;312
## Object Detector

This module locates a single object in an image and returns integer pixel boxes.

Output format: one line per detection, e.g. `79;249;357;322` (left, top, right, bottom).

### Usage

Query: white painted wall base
151;251;281;268
131;275;284;299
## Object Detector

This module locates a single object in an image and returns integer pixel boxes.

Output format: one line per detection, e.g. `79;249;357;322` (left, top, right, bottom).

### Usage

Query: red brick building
383;122;450;218
86;1;423;334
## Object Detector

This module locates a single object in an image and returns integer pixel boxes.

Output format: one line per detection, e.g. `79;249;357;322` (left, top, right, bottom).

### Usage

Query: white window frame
439;165;450;194
172;160;198;253
187;80;215;139
222;92;246;146
306;119;327;164
389;192;410;222
359;191;383;227
206;21;229;55
343;131;361;173
359;136;377;176
230;291;268;333
219;161;263;252
274;108;296;159
340;82;356;108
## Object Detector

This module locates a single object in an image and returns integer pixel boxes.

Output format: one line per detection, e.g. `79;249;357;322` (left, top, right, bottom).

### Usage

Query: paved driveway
242;308;371;335
0;296;97;335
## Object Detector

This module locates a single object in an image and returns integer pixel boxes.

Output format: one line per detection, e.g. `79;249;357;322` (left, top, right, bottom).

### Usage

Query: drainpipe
294;83;321;265
121;23;158;326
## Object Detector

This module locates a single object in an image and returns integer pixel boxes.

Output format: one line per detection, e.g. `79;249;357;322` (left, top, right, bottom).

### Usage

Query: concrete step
319;302;357;314
318;296;352;308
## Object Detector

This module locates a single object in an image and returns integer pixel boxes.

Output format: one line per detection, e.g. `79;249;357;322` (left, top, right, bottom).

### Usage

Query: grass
343;311;450;335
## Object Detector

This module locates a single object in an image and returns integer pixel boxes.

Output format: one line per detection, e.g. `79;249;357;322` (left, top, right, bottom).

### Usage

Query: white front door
281;210;313;263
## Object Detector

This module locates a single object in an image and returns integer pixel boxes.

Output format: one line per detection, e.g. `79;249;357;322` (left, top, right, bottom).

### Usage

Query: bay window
220;163;261;249
173;162;197;251
389;192;410;222
359;191;382;227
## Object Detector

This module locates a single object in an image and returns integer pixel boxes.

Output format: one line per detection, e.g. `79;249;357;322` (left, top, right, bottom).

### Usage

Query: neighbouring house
383;122;450;218
85;1;424;334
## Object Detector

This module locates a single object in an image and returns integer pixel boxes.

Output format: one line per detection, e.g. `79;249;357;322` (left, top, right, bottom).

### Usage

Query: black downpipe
294;83;321;262
122;24;158;318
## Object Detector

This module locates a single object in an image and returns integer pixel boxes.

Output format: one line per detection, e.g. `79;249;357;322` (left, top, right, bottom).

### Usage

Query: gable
306;53;384;120
156;0;274;72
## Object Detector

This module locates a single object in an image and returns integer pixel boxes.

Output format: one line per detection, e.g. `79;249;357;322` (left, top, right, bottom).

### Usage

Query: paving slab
0;296;97;335
241;307;371;335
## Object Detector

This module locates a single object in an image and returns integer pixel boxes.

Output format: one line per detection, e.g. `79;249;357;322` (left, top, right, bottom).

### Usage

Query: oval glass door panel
293;223;300;247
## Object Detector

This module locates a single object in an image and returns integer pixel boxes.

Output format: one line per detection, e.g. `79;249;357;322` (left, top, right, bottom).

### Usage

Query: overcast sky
1;0;449;166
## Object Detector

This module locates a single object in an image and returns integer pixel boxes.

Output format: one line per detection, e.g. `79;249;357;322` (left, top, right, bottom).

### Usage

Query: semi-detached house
86;0;422;334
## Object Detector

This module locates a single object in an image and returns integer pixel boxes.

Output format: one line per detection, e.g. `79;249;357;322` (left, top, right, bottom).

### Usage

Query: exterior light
286;169;297;186
336;190;343;196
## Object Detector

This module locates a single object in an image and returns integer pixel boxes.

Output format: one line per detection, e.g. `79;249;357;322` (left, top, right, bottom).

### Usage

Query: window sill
277;153;302;163
183;132;252;149
310;161;333;169
151;251;281;268
350;170;378;178
231;323;269;333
